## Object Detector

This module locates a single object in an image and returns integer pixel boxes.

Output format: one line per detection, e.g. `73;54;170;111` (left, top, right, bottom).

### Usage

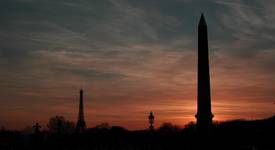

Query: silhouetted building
76;89;86;133
195;14;214;133
33;123;41;134
31;122;44;147
148;111;155;131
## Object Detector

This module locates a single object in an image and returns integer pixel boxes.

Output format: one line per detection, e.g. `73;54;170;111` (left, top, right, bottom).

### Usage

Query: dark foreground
1;116;274;150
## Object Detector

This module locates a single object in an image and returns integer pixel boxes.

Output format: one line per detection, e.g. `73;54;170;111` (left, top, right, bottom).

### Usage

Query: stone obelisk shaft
196;14;213;132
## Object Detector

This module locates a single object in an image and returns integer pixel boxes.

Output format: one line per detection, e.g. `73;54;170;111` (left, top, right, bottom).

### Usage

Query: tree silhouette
47;116;75;134
95;122;110;130
158;122;180;134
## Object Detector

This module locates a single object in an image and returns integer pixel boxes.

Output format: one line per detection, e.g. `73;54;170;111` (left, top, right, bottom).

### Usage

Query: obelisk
195;14;214;133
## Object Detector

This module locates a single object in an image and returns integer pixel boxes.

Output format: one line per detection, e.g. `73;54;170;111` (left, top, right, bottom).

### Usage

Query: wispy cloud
212;0;265;10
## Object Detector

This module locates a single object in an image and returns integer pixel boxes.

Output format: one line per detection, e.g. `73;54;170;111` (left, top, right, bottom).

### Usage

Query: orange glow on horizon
1;94;274;131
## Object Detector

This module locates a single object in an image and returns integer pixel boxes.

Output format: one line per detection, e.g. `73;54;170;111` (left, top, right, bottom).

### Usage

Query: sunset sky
0;0;275;130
